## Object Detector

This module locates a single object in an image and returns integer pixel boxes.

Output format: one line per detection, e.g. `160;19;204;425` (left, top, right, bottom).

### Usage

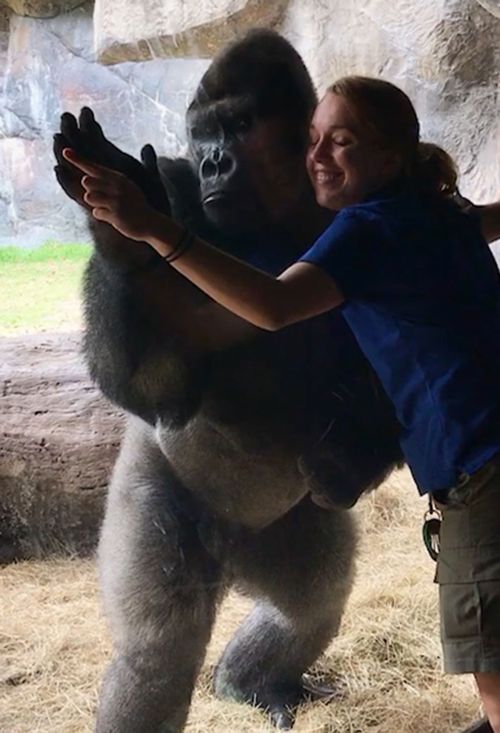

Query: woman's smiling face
306;91;400;211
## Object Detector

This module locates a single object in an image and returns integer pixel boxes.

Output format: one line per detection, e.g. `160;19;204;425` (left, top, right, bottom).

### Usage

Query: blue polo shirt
300;183;500;494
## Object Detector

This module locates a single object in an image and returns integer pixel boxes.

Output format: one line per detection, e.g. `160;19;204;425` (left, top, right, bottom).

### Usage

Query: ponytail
411;142;458;198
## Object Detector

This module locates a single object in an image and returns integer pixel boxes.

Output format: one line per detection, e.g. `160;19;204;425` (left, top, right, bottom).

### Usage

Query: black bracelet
163;225;188;261
163;227;195;264
167;232;195;263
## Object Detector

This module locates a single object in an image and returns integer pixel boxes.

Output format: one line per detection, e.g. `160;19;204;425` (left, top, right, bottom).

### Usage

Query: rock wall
92;0;500;256
0;2;208;247
283;0;500;209
1;0;86;17
0;0;499;250
94;0;290;63
476;0;500;18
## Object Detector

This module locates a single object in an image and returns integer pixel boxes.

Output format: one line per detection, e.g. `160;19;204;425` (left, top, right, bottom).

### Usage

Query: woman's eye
332;137;350;146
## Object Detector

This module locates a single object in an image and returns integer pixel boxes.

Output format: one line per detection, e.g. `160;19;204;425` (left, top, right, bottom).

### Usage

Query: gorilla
53;29;402;732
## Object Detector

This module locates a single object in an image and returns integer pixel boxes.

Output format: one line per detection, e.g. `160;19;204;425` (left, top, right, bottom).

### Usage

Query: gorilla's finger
61;111;86;153
79;106;106;144
60;112;78;138
269;706;294;730
140;144;171;213
53;133;72;166
54;166;85;205
141;144;158;172
300;674;338;701
54;164;82;189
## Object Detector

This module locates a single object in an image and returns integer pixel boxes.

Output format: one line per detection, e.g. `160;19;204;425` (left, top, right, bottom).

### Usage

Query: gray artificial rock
93;0;289;63
0;1;86;18
0;0;498;250
0;3;208;247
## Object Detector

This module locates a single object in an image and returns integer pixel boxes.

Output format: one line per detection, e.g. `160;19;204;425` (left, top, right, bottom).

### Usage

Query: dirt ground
1;469;482;733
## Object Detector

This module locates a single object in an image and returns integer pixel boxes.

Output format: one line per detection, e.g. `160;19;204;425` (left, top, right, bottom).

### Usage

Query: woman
65;77;500;733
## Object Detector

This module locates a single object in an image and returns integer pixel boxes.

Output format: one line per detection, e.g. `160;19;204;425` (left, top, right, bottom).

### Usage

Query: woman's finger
62;148;114;179
81;175;118;194
83;190;117;208
92;207;113;222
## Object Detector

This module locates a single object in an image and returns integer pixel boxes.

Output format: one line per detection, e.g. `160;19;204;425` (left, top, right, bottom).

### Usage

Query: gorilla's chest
154;318;351;528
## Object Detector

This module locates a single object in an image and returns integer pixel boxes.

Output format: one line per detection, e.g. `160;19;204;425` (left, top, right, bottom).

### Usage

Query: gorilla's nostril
200;157;218;180
200;149;235;180
218;153;234;175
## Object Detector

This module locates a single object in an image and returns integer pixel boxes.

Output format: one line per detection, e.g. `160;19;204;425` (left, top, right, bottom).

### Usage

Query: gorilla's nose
199;147;235;180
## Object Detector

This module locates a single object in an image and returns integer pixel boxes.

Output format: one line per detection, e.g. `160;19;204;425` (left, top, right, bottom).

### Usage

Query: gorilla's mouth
202;188;262;229
202;191;234;207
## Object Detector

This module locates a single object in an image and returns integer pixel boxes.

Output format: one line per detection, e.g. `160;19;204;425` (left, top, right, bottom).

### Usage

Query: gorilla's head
186;30;318;232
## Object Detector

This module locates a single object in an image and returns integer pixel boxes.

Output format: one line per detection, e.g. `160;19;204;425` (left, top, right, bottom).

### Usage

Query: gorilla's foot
269;675;339;730
300;673;339;701
214;672;338;729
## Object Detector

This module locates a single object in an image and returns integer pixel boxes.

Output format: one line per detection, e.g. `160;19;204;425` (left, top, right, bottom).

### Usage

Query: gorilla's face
187;103;310;233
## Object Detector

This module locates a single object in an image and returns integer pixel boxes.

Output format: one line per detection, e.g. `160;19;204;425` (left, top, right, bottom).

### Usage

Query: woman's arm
455;191;500;243
476;202;500;243
64;149;344;331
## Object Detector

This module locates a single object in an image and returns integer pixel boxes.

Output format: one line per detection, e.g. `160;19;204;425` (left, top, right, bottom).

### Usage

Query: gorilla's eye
190;125;210;142
227;114;252;138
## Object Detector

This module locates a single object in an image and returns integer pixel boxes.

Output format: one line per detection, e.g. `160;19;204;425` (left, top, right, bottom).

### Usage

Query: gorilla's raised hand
53;107;170;215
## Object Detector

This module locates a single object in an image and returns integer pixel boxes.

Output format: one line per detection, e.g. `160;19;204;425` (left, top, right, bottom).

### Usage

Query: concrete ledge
476;0;500;18
94;0;289;63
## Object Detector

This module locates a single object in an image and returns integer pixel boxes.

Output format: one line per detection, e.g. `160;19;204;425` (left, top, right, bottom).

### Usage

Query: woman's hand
62;148;162;243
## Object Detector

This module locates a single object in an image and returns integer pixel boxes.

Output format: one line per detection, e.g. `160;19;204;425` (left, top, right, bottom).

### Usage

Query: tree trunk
0;331;125;563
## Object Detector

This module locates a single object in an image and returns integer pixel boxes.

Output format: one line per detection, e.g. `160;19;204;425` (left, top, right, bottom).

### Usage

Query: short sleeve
299;209;387;299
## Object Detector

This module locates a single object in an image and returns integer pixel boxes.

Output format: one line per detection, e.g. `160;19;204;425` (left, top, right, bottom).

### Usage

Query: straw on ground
1;470;481;733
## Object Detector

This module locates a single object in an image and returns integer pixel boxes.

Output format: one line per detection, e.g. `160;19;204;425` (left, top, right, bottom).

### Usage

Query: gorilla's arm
82;247;208;426
54;109;228;424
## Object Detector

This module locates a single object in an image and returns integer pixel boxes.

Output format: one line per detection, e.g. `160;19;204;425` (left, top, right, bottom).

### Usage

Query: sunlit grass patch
0;241;91;264
0;242;91;334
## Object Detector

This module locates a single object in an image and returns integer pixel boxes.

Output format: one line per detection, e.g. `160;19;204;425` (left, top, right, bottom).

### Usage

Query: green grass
0;242;92;333
0;241;91;264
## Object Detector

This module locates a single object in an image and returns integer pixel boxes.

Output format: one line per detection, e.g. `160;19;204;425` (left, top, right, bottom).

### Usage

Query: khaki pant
435;454;500;674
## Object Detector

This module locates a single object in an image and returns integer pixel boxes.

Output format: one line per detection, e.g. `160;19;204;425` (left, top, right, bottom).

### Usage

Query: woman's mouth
314;170;342;186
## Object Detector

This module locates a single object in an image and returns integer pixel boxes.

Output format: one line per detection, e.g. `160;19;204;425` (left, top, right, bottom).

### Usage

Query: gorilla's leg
214;499;356;729
96;418;223;733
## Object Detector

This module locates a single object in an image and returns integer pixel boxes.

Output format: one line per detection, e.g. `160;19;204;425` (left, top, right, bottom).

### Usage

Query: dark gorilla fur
53;29;402;733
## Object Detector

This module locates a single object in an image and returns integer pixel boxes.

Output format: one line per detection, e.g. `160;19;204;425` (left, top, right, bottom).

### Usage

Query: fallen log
0;331;124;562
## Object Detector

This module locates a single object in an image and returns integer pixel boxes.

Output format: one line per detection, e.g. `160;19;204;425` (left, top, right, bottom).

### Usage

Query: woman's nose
309;136;330;163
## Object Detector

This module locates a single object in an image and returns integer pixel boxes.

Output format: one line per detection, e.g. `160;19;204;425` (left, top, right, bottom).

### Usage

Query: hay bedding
1;469;481;732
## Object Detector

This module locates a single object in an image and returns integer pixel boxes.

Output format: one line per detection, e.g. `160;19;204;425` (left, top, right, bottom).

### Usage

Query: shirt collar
363;175;411;204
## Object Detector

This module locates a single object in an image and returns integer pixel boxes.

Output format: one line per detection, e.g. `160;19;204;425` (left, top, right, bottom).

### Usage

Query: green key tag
422;510;442;562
